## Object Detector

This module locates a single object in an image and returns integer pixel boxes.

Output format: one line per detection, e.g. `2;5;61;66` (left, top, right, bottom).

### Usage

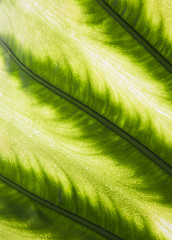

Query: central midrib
0;39;171;176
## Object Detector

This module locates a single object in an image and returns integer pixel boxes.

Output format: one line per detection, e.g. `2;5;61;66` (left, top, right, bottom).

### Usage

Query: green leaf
0;0;172;165
1;42;172;240
0;0;172;240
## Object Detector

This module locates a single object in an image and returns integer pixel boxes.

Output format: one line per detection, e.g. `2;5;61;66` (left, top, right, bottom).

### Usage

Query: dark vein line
0;39;172;177
0;174;121;240
96;0;172;73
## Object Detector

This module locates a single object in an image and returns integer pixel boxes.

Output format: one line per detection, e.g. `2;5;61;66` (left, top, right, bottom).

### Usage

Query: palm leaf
0;0;172;239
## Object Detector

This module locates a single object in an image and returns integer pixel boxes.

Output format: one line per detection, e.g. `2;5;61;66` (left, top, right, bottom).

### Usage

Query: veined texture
0;0;172;240
0;0;172;165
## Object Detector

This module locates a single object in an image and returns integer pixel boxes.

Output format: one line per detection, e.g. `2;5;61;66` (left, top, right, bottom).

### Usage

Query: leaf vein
96;0;172;73
0;174;121;240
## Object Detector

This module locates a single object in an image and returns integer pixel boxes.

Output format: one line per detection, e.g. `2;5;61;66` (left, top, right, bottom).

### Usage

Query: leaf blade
0;0;172;166
0;41;172;239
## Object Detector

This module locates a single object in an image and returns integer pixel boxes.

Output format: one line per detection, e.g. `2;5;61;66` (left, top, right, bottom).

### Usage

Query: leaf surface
0;0;172;165
1;42;172;240
0;0;172;240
